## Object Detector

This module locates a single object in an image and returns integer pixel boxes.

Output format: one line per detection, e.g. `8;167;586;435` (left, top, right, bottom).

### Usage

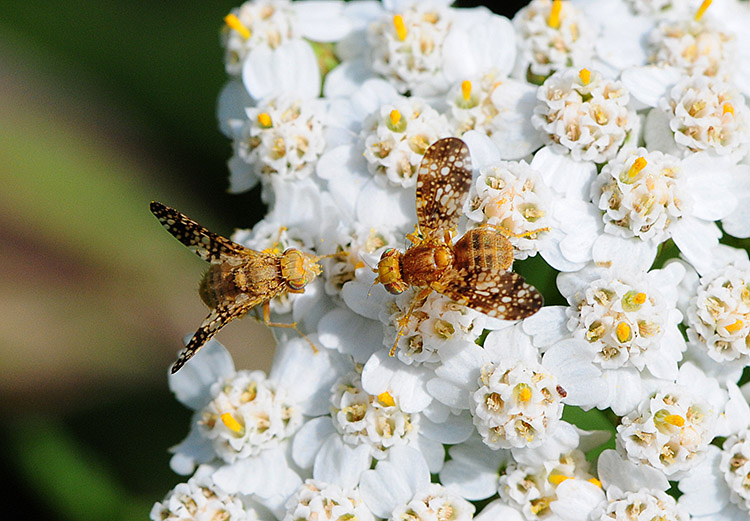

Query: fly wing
151;201;257;263
415;138;472;237
439;268;543;320
170;299;259;373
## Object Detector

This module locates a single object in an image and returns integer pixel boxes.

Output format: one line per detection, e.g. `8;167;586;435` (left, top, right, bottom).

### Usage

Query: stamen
726;319;744;333
220;412;244;434
578;68;591;85
516;383;532;402
723;103;735;116
616;322;632;343
665;414;685;427
695;0;712;21
390;109;402;127
393;14;408;41
548;474;571;485
461;80;472;101
548;0;563;29
224;13;251;40
628;157;647;178
258;112;272;127
588;478;602;488
378;391;396;407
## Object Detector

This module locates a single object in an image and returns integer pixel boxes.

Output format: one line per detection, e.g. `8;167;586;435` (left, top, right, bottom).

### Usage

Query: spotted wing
415;137;472;236
438;268;543;320
150;201;255;263
170;300;258;373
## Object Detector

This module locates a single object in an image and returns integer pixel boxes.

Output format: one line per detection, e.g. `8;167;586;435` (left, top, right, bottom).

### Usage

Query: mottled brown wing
171;299;259;373
438;268;543;320
151;201;256;263
415;137;473;237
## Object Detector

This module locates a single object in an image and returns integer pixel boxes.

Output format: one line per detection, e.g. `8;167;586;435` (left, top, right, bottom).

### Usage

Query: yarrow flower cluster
152;1;750;521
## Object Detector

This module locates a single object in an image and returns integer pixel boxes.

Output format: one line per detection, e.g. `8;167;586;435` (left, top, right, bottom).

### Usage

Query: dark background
0;1;532;519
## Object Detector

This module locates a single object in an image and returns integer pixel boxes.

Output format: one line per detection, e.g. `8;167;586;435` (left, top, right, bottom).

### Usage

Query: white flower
658;74;750;162
151;465;260;521
622;0;695;18
359;445;474;520
167;338;350;502
463;154;553;261
428;323;566;449
532;68;638;164
648;15;735;80
578;450;690;521
227;94;328;194
283;479;375;521
513;0;596;80
447;72;542;160
616;381;718;477
591;147;688;244
366;2;516;97
380;290;490;366
678;382;750;520
531;262;686;415
291;367;465;487
361;96;450;189
686;260;750;366
471;357;564;450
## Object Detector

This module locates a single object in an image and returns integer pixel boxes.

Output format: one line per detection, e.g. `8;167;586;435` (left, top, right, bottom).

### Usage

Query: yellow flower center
224;13;251;40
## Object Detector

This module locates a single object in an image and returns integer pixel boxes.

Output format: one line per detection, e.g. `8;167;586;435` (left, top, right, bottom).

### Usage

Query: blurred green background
0;2;277;519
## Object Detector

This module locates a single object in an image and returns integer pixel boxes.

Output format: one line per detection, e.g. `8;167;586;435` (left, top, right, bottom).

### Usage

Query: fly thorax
402;243;454;287
281;248;321;291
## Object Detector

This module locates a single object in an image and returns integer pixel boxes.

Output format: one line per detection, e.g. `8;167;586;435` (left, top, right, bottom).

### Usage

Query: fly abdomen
453;228;514;272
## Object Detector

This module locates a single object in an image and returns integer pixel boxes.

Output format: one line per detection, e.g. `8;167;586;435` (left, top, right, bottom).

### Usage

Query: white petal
214;448;302;498
551;479;606;521
602;368;644;416
671;217;720;276
169;417;216;475
642;107;681;155
323;58;377;98
217;80;253;137
620;66;680;108
419;410;474;444
434;341;489;389
356;181;416;231
683;153;736;220
531;146;597;200
721;165;750;238
412;435;445;474
292;418;336;470
318;307;383;363
314;435;372;488
341;275;387;320
441;436;509;500
678;447;729;515
361;350;433;413
598;449;668;493
294;1;352;41
592;234;657;273
271;338;352;416
242;40;320;101
426;377;472;409
169;339;234;410
443;12;516;81
522;306;569;348
360;447;430;518
462;130;502;170
474;500;525;521
541;340;605;409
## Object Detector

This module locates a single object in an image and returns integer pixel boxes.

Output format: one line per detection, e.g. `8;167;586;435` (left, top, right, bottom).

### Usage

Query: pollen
257;112;272;128
726;319;744;333
723;103;735;116
548;0;562;29
378;391;396;407
390;109;402;127
393;14;408;41
224;13;251;40
665;414;686;427
548;474;571;486
516;383;533;403
588;478;602;488
579;68;591;85
616;321;632;343
628;157;647;178
462;80;472;101
220;412;244;434
694;0;712;22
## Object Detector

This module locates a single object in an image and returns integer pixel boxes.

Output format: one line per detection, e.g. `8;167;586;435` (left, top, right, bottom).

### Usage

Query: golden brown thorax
199;257;281;308
401;242;455;287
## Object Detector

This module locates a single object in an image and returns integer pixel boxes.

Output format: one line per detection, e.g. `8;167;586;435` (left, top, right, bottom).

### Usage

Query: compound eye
380;248;396;259
287;275;308;291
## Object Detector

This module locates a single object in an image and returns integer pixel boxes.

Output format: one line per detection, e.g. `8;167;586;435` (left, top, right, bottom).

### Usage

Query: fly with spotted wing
150;201;324;373
373;137;544;355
